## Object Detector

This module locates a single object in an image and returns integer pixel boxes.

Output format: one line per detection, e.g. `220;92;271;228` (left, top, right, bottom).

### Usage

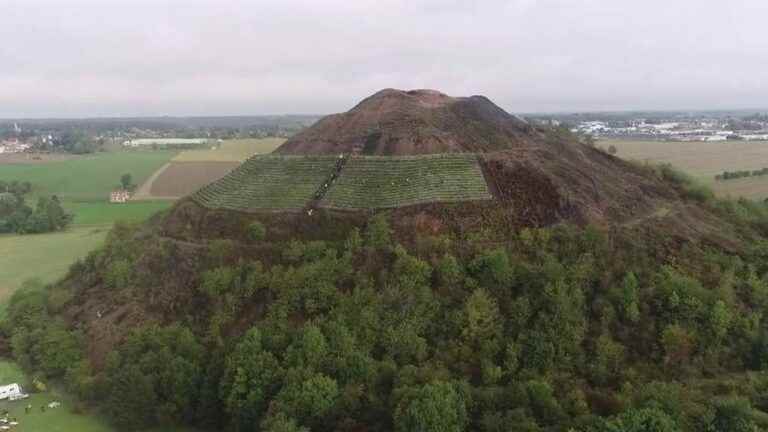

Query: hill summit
184;89;692;231
276;88;540;155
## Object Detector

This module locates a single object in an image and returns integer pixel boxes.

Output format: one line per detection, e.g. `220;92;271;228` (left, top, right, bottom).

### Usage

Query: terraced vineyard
192;153;493;211
192;155;338;210
320;154;492;209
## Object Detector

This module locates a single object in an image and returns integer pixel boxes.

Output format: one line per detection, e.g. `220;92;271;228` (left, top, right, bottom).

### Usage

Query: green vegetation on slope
193;155;338;210
321;154;492;208
11;183;768;431
193;154;493;211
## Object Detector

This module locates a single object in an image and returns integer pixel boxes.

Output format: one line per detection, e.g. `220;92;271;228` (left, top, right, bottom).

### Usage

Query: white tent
0;384;27;401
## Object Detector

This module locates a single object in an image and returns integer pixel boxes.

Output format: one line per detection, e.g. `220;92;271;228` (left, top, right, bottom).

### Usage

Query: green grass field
0;226;108;303
0;151;176;226
193;155;338;210
0;360;192;432
173;138;284;162
0;362;112;432
0;361;26;384
67;201;171;226
0;150;174;300
0;361;194;432
0;151;175;200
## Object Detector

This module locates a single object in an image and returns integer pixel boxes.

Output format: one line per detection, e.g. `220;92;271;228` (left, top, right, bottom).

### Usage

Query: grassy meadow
0;151;175;200
67;201;170;225
0;360;111;432
0;151;175;226
172;138;284;162
0;226;108;304
601;138;768;200
0;361;194;432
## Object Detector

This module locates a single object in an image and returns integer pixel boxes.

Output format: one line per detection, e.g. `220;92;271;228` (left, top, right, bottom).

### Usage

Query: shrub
365;212;392;249
247;221;267;241
395;381;468;432
594;407;680;432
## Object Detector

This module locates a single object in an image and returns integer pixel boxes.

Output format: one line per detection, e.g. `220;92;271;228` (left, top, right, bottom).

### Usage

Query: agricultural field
193;155;337;210
710;177;768;200
321;154;492;209
146;162;238;199
172;138;285;162
601;139;768;199
0;226;107;304
0;151;176;224
129;139;284;200
0;151;175;200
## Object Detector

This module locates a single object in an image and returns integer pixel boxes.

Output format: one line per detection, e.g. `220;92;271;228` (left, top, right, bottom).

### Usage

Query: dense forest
6;168;768;431
0;180;72;233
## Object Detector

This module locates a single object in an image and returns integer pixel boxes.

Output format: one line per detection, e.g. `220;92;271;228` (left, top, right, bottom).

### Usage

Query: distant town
530;110;768;142
0;115;319;155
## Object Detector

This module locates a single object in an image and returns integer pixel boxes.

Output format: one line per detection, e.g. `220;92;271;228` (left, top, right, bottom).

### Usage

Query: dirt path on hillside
133;163;171;200
622;205;674;228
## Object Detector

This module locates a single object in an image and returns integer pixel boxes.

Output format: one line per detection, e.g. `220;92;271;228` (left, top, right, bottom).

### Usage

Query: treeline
45;131;102;154
0;180;72;234
7;202;768;431
715;168;768;181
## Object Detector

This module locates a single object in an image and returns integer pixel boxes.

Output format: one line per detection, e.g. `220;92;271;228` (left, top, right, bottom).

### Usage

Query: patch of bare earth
148;161;238;198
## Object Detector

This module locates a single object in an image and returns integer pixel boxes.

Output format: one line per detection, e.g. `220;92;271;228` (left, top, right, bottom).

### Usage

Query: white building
110;190;131;203
123;138;208;147
704;135;727;142
742;134;768;141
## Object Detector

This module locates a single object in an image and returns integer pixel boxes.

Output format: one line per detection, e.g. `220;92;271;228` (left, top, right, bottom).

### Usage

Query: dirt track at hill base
147;161;238;198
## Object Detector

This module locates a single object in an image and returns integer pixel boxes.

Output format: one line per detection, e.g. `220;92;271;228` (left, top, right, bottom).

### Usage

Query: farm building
110;190;131;203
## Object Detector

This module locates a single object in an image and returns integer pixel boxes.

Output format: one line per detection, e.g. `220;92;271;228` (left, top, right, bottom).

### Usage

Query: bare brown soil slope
276;88;541;155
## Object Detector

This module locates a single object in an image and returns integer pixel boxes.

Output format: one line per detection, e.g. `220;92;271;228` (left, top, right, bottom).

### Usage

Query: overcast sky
1;0;767;118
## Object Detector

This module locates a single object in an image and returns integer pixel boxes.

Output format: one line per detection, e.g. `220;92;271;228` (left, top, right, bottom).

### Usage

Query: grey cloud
0;0;767;117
